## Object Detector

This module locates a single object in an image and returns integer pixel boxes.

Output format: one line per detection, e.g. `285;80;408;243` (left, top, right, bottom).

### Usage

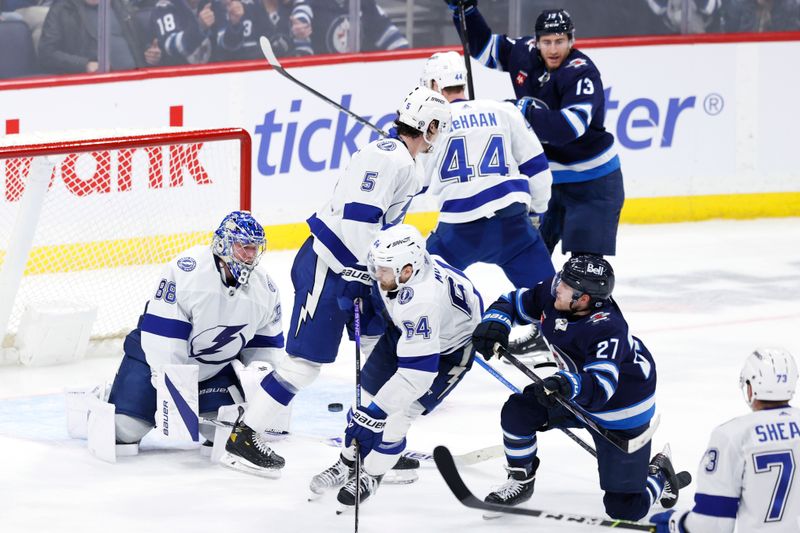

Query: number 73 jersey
683;406;800;532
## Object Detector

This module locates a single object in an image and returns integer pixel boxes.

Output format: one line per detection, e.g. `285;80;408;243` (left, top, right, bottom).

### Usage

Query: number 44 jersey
682;406;800;532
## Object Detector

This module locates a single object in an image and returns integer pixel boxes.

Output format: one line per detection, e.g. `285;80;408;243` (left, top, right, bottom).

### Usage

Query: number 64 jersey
681;406;800;532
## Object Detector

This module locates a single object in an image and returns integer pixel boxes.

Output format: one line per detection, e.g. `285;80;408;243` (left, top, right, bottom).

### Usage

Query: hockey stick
497;346;659;454
259;36;389;138
474;357;598;458
353;297;362;530
433;445;656;531
456;1;476;98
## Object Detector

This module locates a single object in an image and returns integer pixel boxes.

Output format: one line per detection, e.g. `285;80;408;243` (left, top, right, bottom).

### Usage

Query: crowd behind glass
0;0;798;79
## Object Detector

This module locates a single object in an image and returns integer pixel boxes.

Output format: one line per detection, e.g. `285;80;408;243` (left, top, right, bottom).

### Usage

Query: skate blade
307;491;324;502
219;455;282;479
335;505;353;515
382;469;419;485
482;511;503;520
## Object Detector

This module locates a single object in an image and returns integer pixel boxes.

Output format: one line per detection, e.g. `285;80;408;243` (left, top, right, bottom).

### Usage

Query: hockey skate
649;444;692;508
482;459;539;519
309;455;355;500
505;324;551;365
335;471;383;514
383;454;420;485
219;420;285;478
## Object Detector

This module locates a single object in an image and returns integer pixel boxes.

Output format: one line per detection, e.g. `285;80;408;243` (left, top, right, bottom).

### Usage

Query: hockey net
0;128;251;360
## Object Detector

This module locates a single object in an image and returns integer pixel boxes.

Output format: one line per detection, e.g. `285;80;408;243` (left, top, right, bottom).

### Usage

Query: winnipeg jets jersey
308;137;423;276
371;255;483;414
680;406;800;532
426;99;552;223
127;245;284;382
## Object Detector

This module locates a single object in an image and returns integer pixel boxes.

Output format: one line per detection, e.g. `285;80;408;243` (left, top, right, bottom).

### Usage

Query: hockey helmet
552;255;614;308
420;51;467;93
740;348;798;405
397;86;451;145
367;224;429;287
534;9;575;41
212;210;266;286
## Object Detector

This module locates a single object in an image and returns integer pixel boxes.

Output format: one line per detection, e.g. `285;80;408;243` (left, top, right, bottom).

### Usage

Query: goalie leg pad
65;383;109;439
155;364;199;442
115;413;152;444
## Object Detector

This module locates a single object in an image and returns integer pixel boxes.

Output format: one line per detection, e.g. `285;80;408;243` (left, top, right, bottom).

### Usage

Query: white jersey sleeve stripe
141;313;192;339
342;202;384;224
518;152;550;178
476;34;503;70
307;214;361;268
561;109;587;138
693;493;740;518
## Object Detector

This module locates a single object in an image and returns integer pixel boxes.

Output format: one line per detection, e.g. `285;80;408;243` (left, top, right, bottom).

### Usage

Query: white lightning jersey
425;99;552;224
131;245;284;382
308;137;423;276
371;254;483;415
681;406;800;532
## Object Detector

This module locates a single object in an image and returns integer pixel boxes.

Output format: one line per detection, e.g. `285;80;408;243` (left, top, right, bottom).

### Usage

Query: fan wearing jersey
444;1;624;257
420;51;554;289
472;256;690;521
652;349;800;532
309;224;483;510
221;87;452;476
108;211;284;458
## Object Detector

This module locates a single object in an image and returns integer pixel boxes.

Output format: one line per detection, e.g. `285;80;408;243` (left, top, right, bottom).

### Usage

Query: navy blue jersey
487;280;656;430
215;0;293;61
454;8;620;185
291;0;408;55
151;0;214;65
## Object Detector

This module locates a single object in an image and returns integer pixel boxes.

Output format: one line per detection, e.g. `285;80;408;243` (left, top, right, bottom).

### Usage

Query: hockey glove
516;97;536;121
345;404;387;459
531;372;578;407
472;308;512;361
650;510;688;533
443;0;477;14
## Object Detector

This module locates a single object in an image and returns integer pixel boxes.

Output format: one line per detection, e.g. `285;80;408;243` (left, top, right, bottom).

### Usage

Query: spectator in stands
39;0;160;74
215;0;294;60
1;0;49;50
150;0;215;65
721;0;800;31
290;0;408;55
644;0;721;33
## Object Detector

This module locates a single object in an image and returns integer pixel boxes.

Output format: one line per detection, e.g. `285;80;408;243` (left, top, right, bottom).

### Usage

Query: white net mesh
0;128;249;346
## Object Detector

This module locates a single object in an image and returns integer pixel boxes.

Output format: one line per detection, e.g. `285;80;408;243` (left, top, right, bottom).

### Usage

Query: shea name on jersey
755;420;800;442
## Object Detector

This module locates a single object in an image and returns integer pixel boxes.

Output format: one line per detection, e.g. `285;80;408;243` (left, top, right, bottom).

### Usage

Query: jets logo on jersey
589;312;610;323
398;286;414;304
516;70;528;86
177;257;196;272
566;58;588;69
190;325;246;364
377;140;396;152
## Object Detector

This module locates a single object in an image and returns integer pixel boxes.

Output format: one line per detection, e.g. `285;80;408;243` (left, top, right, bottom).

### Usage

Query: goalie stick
259;36;389;138
497;346;660;454
473;357;597;457
433;446;656;531
199;417;503;466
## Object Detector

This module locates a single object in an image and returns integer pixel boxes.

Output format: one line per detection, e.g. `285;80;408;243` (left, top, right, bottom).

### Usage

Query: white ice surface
1;218;799;532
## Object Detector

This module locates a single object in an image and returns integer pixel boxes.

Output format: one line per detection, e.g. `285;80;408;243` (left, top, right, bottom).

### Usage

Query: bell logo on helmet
586;263;605;276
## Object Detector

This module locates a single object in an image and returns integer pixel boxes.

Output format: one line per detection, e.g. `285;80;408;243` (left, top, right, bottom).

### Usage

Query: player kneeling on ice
105;211;285;464
652;348;800;533
471;256;691;521
310;224;482;511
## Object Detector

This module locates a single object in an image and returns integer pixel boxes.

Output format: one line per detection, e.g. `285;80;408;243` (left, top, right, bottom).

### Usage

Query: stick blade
259;36;280;68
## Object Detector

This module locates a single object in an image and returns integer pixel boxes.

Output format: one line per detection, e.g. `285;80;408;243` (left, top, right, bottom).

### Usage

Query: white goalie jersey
308;137;424;275
425;99;552;224
132;245;284;382
681;406;800;532
371;255;482;414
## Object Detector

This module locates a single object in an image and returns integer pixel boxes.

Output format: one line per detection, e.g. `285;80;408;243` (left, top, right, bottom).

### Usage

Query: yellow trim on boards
1;192;797;275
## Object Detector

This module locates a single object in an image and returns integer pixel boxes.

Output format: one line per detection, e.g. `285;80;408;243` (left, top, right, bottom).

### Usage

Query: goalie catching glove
345;404;387;459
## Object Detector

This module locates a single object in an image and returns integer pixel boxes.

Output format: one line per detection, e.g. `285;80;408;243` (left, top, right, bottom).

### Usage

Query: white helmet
397;86;451;145
420;51;467;92
739;348;798;405
367;224;429;287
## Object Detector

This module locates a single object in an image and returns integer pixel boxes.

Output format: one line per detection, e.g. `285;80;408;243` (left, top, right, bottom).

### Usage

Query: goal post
0;128;252;363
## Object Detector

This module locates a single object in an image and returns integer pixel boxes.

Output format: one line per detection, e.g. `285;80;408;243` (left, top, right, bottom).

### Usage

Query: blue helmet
212;211;266;286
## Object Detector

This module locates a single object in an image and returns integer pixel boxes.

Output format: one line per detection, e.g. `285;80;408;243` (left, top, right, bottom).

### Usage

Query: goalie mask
397;86;451;147
420;51;467;93
367;224;428;289
212;210;266;286
552;255;614;308
740;348;798;405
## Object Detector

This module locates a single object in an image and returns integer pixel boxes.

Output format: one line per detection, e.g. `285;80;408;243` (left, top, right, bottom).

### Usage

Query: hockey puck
328;402;343;412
